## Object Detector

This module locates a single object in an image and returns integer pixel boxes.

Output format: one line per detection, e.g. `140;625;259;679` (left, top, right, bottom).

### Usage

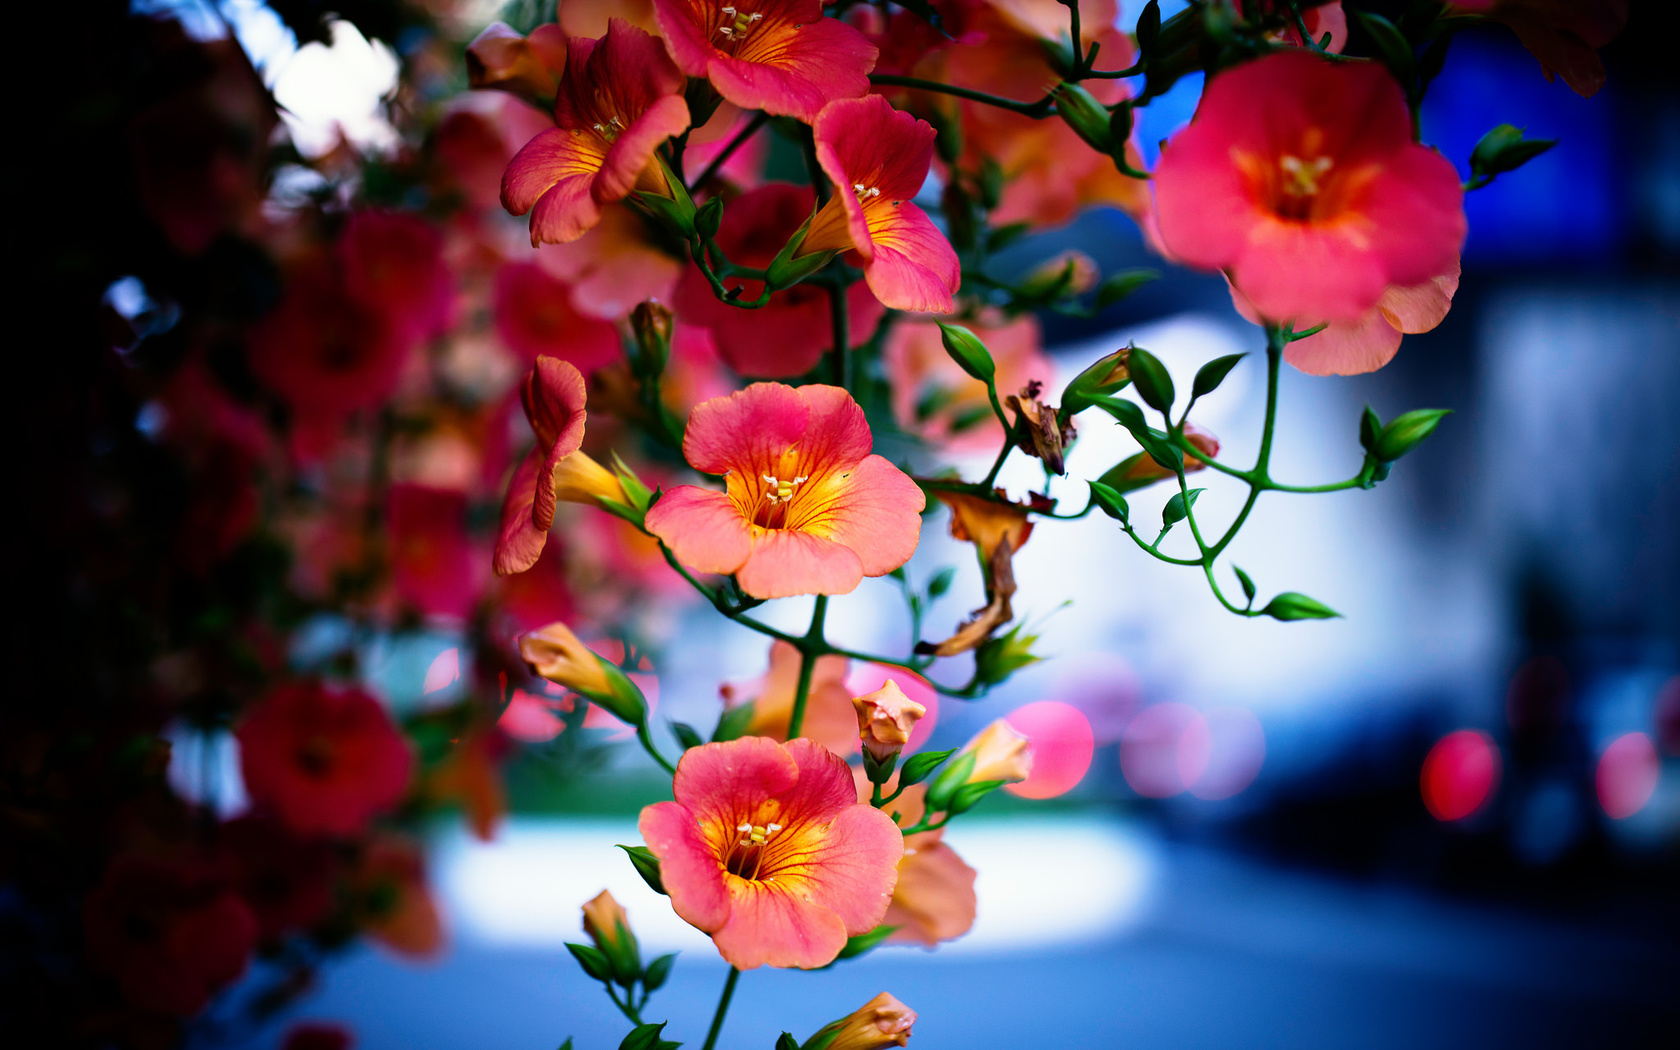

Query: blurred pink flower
494;260;622;369
884;312;1050;451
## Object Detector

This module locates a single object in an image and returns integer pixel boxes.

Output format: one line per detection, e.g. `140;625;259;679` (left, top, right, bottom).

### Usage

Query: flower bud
853;681;928;764
805;993;917;1050
923;719;1033;812
581;889;641;985
1017;250;1099;300
1098;423;1220;493
1053;83;1116;154
630;301;673;379
519;622;648;727
465;22;566;106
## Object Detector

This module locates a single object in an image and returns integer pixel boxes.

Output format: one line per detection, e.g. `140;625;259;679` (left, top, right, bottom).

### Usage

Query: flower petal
640;800;732;932
503;128;606;245
736;528;864;598
681;382;812;476
711;13;877;121
860;202;960;314
595;93;691;204
794;455;923;578
494;450;548;576
645;486;754;576
711;877;849;969
1282;308;1403;376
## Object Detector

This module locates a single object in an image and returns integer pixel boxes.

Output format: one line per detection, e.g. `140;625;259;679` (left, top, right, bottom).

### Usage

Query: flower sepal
632;157;699;239
764;216;838;290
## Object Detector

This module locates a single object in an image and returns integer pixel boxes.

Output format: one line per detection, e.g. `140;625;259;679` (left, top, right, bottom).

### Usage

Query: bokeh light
497;689;564;744
1004;701;1095;799
1120;703;1203;798
422;647;460;695
1595;732;1660;820
1420;730;1502;822
1186;706;1266;801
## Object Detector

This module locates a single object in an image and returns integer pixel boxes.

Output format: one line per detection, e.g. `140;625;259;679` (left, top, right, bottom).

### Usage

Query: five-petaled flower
1152;50;1464;325
502;19;691;245
654;0;878;122
639;736;903;969
645;383;924;599
796;94;961;314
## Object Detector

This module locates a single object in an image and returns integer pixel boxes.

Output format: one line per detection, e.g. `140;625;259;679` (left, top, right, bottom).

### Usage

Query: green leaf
1372;408;1451;462
1092;269;1158;310
1086;480;1130;522
985;220;1030;252
1233;565;1256;603
1191;353;1246;400
898;747;957;788
619;1022;673;1050
1135;0;1161;53
835;924;899;961
642;952;677;992
1470;124;1556;180
558;1040;574;1050
712;700;755;742
1127;347;1175;414
1353;10;1415;84
1261;592;1342;621
1094;395;1147;435
936;322;996;382
1359;406;1381;453
926;567;956;599
617;845;667;896
669;721;703;751
1161;488;1204;528
775;1035;802;1050
567;942;613;983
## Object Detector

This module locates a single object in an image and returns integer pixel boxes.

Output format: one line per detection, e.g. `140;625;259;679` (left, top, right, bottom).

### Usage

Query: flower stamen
716;6;765;42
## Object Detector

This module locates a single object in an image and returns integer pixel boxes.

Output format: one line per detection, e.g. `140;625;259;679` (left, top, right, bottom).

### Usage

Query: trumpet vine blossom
653;0;877;121
645;383;924;599
639;736;903;969
502;19;690;245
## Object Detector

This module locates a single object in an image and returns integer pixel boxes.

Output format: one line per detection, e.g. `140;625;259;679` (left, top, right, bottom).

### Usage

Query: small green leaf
985;220;1030;252
1094;395;1147;435
1261;592;1342;621
775;1034;802;1050
1373;408;1451;462
1086;480;1130;522
1135;0;1161;52
926;566;956;599
1191;353;1246;400
642;952;677;992
1233;565;1256;603
669;721;703;751
619;1022;673;1050
567;942;613;983
937;322;997;382
1353;11;1415;84
1359;406;1382;453
1127;347;1175;414
1161;487;1204;528
617;844;667;896
1093;269;1158;310
835;924;899;961
898;747;957;788
712;700;756;742
559;1040;574;1050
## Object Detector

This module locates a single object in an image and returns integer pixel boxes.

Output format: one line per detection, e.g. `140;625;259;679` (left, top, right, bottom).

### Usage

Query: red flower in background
502;20;691;245
337;209;455;347
83;854;257;1016
675;182;885;377
352;836;444;957
654;0;878;121
1450;0;1627;98
237;682;414;838
386;483;481;621
1153;50;1464;325
883;311;1051;452
221;815;339;942
494;260;622;369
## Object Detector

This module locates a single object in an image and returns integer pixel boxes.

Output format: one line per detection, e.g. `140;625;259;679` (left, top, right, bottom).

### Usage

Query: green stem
688;111;769;193
635;722;677;776
827;280;850;390
979;427;1014;489
605;983;643;1026
701;968;740;1050
869;73;1055;117
785;596;829;740
1209;327;1285;558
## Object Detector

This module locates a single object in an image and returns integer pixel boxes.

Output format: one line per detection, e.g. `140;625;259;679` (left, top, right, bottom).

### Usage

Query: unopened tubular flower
502;19;691;245
466;21;567;103
638;737;903;969
645;383;924;599
495;356;628;577
518;621;648;726
807;992;918;1050
654;0;878;121
924;718;1033;812
796;95;960;314
1153;50;1464;325
852;680;927;762
581;889;641;981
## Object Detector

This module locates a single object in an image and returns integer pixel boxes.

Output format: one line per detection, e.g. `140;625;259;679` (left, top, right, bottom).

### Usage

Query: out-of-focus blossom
386;483;480;621
83;854;257;1016
237;682;414;838
1153;50;1464;325
918;489;1035;657
1230;257;1462;375
675;182;885;378
494;357;627;576
1450;0;1627;97
502;20;691;245
466;21;567;103
683;102;773;190
639;737;902;968
494;261;622;369
799;95;960;313
353;837;443;957
1018;249;1101;299
560;0;658;37
808;992;918;1050
429;728;509;841
646;383;924;598
535;204;684;321
337;209;454;347
221;815;338;942
491;539;579;633
884;312;1051;451
853;680;927;762
721;640;856;749
851;768;978;946
655;0;877;121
